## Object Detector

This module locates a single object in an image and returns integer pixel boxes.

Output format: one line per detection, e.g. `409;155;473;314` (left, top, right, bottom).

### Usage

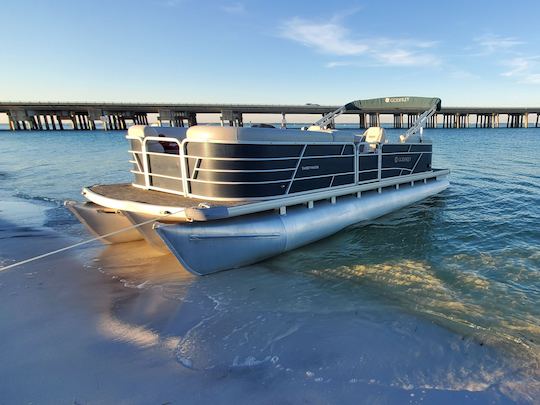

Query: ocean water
0;126;539;401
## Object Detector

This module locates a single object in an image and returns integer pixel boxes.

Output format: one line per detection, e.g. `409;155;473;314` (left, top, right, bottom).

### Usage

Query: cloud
373;49;440;66
279;16;440;67
220;2;246;14
325;61;356;68
501;57;540;84
474;34;523;55
470;34;540;84
279;17;368;56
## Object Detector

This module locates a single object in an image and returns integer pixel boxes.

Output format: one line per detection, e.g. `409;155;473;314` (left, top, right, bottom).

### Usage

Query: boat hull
65;201;143;244
156;177;449;275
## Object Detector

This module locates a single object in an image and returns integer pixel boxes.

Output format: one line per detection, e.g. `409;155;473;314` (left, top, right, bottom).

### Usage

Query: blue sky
1;0;539;106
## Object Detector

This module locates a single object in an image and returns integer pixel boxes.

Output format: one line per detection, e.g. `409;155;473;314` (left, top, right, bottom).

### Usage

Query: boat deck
84;169;449;222
88;184;247;208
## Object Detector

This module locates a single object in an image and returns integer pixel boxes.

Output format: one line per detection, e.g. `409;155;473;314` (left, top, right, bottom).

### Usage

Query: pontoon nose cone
155;215;287;275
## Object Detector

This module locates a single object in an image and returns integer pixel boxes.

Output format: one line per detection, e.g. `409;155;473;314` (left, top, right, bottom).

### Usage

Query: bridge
1;101;539;130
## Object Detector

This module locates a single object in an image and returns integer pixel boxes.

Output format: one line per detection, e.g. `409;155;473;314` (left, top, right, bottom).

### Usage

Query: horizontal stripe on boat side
189;182;289;198
193;158;299;171
193;170;294;182
186;143;304;158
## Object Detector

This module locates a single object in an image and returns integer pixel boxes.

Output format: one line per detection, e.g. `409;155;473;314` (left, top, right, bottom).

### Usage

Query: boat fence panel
128;136;434;201
183;141;356;199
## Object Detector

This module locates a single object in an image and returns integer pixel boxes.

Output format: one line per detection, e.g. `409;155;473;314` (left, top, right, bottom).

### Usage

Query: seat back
363;127;385;144
361;127;386;152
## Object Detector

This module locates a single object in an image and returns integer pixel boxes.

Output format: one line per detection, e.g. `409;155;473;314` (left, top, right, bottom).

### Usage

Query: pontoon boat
66;97;449;275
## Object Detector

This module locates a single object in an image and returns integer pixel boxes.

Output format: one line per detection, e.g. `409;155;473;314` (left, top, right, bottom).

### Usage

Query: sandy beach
1;198;537;404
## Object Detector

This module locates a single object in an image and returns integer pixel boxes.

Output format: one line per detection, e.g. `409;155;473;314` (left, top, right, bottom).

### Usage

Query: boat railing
128;136;186;196
128;136;432;201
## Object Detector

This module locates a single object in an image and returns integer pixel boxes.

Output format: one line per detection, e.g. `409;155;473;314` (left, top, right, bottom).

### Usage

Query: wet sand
0;204;537;404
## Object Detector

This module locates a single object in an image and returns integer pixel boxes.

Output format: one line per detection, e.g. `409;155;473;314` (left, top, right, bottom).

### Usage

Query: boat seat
186;126;340;143
361;127;386;152
147;141;165;153
127;125;188;141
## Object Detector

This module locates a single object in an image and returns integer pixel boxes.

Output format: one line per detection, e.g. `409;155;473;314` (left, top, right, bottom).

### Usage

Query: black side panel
296;156;354;178
343;145;354;155
189;181;288;198
382;144;409;153
382;169;402;178
382;144;432;153
410;144;432;152
381;153;418;173
186;143;303;158
412;153;432;173
332;174;355;187
305;144;344;157
359;155;378;171
290;177;332;193
359;171;378;182
381;151;432;176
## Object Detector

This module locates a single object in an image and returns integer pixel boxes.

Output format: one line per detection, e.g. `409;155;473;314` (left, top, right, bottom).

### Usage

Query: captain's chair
361;127;386;152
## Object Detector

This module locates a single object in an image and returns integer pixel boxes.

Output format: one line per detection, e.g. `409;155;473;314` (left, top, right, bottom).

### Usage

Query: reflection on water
87;219;540;401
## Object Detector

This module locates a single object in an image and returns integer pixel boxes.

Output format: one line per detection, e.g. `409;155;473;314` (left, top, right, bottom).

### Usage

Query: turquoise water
0;127;539;400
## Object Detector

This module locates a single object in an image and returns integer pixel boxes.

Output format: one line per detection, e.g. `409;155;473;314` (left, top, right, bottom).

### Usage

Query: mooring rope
0;210;182;272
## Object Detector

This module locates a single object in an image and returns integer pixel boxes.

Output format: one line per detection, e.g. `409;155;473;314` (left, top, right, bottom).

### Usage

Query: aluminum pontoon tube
65;201;143;244
155;177;449;275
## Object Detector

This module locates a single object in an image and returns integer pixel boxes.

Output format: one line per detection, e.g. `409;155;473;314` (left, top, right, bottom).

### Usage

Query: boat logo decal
385;97;410;103
301;165;320;171
395;156;412;163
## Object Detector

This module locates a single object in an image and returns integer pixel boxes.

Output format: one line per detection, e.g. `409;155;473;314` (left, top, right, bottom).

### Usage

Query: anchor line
0;209;183;272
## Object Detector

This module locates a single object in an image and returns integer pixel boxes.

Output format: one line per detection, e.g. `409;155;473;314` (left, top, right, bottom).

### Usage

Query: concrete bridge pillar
188;112;197;127
414;113;419;128
393;113;403;129
358;113;367;129
71;114;78;130
427;114;437;128
368;113;379;127
507;113;523;128
221;110;243;127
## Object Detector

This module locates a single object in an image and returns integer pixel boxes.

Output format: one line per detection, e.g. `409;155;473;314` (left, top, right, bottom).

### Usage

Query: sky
1;0;539;107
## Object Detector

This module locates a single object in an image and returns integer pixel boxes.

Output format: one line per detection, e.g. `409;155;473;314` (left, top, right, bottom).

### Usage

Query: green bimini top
345;97;441;112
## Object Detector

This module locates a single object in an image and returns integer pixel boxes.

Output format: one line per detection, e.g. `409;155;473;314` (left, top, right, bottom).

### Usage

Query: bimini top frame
314;96;442;143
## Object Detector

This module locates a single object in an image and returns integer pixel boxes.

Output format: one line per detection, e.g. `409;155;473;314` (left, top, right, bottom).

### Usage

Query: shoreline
0;197;538;403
